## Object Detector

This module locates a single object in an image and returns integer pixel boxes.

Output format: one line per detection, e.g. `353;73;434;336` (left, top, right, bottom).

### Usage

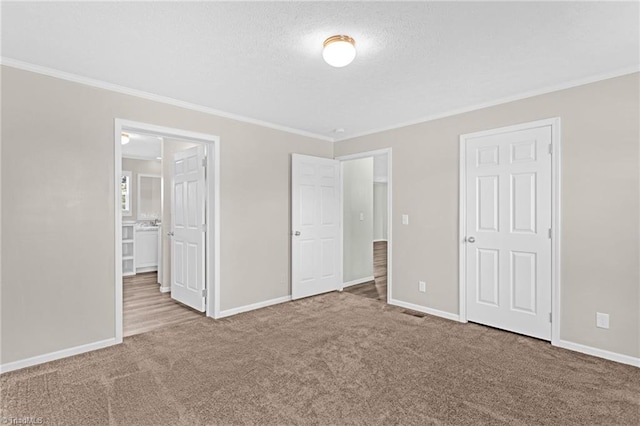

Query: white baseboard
216;295;292;319
388;298;460;322
342;276;375;289
136;266;157;273
159;286;170;293
556;339;640;368
373;239;388;242
0;338;118;374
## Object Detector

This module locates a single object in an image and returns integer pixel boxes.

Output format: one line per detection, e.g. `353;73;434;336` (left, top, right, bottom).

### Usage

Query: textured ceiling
2;2;639;141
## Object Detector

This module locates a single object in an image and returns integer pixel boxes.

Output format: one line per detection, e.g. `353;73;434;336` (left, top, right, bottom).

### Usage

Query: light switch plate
402;214;409;225
596;312;609;329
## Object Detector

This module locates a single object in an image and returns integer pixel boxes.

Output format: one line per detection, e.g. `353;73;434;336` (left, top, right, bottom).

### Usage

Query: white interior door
292;154;341;300
465;124;552;340
171;145;206;311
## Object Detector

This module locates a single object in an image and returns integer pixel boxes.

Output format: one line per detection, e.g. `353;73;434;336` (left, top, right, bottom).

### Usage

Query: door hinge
202;289;206;298
202;157;207;167
548;144;553;155
548;228;552;239
549;312;552;322
202;224;207;232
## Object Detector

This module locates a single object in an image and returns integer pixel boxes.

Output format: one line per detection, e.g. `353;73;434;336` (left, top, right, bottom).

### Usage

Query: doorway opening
114;119;220;343
337;149;392;303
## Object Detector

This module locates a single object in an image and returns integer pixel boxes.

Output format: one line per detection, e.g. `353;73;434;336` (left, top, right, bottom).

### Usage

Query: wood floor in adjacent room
344;240;387;301
124;272;203;337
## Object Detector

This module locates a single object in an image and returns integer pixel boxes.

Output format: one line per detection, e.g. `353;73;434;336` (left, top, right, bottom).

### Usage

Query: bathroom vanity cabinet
135;227;159;273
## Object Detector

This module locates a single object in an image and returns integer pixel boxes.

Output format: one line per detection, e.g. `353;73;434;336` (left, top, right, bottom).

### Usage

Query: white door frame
336;148;393;303
458;117;561;346
114;119;221;343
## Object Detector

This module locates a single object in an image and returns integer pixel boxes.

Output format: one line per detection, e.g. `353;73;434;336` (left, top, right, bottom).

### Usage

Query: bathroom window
122;171;132;216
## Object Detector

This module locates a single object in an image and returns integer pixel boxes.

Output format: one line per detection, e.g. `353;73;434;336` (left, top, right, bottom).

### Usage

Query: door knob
467;236;475;243
294;231;301;236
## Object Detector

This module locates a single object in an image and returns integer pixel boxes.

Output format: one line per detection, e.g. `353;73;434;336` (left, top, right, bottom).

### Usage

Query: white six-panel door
464;124;552;340
171;145;206;312
292;154;341;300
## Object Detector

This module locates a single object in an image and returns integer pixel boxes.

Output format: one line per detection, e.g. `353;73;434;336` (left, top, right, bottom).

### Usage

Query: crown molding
0;57;334;142
3;57;637;145
335;65;640;142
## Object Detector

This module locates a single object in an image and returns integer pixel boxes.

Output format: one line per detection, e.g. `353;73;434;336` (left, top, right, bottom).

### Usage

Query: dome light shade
322;35;356;67
121;133;130;145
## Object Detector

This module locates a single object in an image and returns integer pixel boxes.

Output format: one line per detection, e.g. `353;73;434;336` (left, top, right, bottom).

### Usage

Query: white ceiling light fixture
322;35;356;68
121;133;130;145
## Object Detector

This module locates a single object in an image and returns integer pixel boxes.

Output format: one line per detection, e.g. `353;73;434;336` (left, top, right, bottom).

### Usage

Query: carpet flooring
1;292;638;425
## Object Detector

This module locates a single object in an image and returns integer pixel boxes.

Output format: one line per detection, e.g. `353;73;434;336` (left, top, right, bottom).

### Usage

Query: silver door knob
467;236;475;243
294;231;301;236
167;231;174;237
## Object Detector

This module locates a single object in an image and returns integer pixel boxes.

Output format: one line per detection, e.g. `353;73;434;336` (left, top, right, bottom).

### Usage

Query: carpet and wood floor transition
124;272;203;337
2;288;639;425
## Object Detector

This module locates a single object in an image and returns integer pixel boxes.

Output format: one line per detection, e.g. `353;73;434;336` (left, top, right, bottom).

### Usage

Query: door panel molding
459;117;561;346
291;154;341;300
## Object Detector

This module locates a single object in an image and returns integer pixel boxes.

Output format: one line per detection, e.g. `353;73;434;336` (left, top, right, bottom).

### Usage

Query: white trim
115;124;123;344
373;239;388;243
556;339;640;368
336;148;393;304
342;276;375;289
336;148;392;161
4;58;636;145
1;57;333;142
337;66;639;142
159;286;171;293
458;118;562;344
216;296;292;319
550;119;562;347
0;338;117;374
388;298;460;322
115;119;222;343
210;140;222;319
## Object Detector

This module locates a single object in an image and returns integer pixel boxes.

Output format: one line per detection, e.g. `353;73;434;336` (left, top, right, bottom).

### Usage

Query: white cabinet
122;222;136;276
136;228;159;272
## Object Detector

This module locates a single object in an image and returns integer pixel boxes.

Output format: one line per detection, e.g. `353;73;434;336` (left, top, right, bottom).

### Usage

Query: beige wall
121;158;162;221
373;183;388;241
334;73;640;358
343;157;374;283
1;65;637;366
0;66;332;364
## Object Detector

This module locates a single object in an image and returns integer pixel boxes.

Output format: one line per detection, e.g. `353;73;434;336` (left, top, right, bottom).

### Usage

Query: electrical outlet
419;281;426;293
596;312;609;329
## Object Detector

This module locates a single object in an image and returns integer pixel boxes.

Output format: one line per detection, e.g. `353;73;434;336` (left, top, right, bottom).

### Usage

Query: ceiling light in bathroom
121;133;130;145
323;35;356;67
